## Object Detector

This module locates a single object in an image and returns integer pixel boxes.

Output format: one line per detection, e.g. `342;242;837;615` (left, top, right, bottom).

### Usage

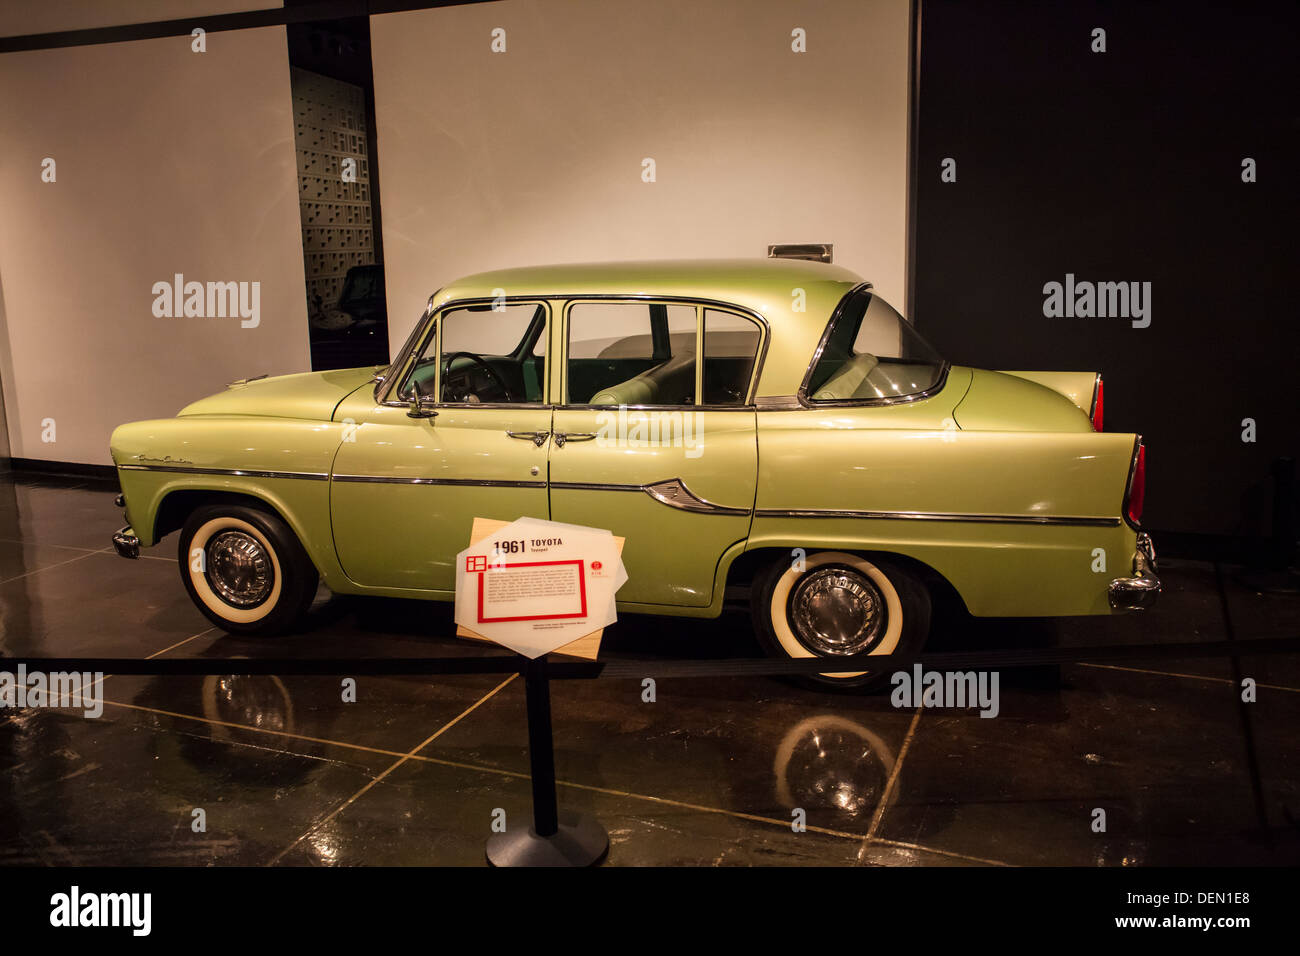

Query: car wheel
177;504;318;635
751;551;931;690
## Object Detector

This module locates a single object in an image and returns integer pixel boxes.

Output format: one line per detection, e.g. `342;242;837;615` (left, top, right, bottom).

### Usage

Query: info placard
477;560;587;623
454;517;627;659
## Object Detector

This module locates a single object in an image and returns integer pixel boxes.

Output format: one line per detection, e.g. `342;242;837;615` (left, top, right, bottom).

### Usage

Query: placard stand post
485;655;609;867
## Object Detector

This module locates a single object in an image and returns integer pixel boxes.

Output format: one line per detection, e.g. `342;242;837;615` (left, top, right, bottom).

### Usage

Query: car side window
399;301;548;405
805;289;945;402
702;308;761;404
567;302;697;406
566;301;761;406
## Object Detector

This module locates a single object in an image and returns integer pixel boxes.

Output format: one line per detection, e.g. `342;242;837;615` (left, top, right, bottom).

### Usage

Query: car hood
177;366;381;420
953;367;1094;432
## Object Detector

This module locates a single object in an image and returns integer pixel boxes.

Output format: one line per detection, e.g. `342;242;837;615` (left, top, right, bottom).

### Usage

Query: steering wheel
441;351;514;403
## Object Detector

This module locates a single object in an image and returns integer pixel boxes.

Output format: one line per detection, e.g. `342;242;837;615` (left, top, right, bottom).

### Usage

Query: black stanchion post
485;655;609;867
524;654;558;837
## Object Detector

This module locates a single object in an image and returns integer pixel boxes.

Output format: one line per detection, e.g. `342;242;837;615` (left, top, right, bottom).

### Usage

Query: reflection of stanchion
486;655;609;867
1236;457;1300;595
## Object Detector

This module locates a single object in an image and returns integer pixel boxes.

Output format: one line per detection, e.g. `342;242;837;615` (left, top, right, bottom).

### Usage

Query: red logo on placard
466;555;487;572
592;561;603;571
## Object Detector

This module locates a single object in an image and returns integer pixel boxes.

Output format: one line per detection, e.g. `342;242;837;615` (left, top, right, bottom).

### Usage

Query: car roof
435;258;863;315
430;258;870;397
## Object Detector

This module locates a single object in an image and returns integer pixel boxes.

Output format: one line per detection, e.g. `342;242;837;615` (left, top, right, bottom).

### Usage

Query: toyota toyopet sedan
110;259;1157;685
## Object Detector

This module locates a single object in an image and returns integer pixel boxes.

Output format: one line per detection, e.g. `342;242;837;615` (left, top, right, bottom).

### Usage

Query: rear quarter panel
752;404;1139;616
997;370;1098;415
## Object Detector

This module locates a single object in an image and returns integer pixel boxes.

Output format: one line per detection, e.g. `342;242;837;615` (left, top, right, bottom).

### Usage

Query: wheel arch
725;543;968;615
156;488;286;541
146;485;338;584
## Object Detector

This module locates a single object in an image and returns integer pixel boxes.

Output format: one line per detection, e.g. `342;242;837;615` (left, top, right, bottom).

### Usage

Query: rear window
805;289;946;402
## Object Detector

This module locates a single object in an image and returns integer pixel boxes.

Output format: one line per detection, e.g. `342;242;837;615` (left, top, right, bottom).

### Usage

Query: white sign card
454;517;628;659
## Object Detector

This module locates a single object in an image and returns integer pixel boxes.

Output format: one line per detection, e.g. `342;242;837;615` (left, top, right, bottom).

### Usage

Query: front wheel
751;551;931;690
177;504;318;635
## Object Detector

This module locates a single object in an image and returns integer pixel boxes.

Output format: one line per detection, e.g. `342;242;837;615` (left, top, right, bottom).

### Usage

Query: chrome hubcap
787;565;886;656
206;531;273;608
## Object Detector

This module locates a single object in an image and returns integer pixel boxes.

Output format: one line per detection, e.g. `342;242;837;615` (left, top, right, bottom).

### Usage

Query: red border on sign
476;559;588;623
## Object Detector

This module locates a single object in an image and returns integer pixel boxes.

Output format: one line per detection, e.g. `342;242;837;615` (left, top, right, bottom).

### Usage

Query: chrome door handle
553;432;597;448
506;430;550;447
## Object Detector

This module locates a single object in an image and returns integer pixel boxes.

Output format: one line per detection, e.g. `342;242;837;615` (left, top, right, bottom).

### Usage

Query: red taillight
1125;443;1146;526
1091;377;1104;431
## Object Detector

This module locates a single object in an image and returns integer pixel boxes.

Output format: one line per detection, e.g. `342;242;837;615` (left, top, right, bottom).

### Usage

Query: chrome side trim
753;507;1121;527
551;478;751;515
550;481;639;493
643;478;751;515
117;464;329;481
331;475;546;488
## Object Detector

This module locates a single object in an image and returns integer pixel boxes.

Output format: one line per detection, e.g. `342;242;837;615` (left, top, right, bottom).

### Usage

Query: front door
331;299;553;592
547;298;763;607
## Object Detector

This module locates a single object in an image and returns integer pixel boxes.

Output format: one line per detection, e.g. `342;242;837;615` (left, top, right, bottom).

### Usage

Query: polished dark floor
0;470;1296;866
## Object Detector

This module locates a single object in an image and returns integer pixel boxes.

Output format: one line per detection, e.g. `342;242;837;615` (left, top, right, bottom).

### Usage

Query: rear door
547;299;762;608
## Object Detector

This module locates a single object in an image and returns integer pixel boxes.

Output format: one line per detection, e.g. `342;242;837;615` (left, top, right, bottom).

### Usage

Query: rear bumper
1108;532;1159;611
111;526;140;560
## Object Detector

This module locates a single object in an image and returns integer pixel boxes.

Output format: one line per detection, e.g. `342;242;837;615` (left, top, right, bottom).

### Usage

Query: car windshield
805;288;946;402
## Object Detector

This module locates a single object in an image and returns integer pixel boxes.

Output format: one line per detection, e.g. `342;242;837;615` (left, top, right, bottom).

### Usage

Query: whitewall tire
752;551;931;690
177;504;318;636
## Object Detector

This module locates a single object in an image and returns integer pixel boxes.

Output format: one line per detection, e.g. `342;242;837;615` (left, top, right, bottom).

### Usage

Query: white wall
370;0;912;354
0;25;309;465
0;1;270;37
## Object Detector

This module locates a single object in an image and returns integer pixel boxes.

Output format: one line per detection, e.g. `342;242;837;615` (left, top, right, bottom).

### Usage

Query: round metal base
486;811;609;867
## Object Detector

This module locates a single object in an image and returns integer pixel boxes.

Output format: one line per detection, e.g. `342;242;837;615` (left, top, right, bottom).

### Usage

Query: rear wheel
751;551;931;690
177;504;318;635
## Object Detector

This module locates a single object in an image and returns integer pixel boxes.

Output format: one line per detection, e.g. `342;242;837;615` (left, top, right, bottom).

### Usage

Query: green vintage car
110;259;1157;684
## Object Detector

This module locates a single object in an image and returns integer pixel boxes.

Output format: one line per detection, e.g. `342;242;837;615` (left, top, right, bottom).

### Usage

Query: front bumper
1108;532;1159;611
112;526;140;559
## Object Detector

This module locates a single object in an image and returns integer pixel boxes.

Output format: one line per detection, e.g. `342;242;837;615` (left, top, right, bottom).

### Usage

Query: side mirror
406;378;438;419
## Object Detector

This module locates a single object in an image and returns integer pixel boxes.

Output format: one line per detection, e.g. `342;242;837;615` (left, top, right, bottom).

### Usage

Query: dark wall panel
913;0;1298;537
